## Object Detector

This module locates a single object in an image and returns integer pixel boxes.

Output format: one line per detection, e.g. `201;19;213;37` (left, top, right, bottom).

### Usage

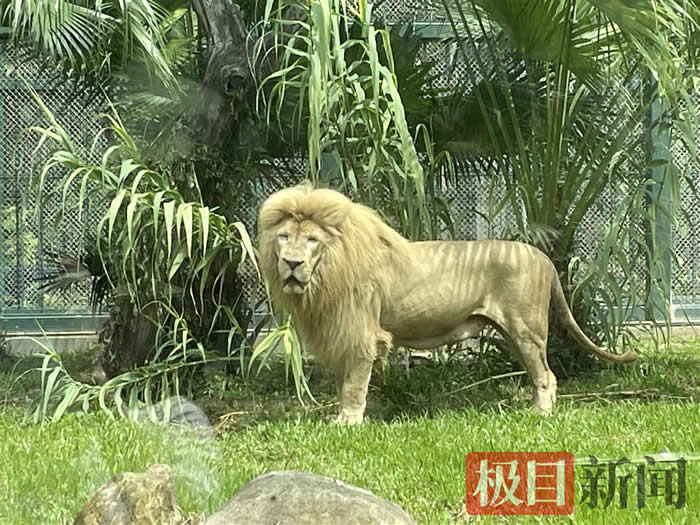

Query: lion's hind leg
516;338;557;416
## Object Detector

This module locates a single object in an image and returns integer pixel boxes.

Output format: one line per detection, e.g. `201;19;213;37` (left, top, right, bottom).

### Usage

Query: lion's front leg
334;354;373;425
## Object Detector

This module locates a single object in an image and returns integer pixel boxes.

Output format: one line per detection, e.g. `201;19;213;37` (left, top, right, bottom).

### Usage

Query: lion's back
389;239;555;312
410;239;552;275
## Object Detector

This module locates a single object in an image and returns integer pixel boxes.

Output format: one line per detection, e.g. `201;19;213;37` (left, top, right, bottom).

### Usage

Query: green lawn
0;336;698;524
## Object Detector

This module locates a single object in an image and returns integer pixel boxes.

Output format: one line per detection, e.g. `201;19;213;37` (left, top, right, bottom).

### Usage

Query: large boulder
205;470;416;525
73;464;197;525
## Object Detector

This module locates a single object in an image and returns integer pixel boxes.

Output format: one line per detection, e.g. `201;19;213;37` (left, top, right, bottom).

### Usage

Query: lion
258;182;637;424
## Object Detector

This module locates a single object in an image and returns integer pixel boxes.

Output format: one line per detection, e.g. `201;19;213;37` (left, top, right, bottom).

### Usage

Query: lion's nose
283;258;303;270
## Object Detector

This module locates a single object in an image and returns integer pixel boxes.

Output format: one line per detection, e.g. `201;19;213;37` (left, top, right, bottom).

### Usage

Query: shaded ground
0;336;698;524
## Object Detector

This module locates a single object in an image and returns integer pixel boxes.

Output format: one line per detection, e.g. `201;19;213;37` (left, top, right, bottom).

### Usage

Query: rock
131;396;214;439
205;470;416;525
73;464;193;525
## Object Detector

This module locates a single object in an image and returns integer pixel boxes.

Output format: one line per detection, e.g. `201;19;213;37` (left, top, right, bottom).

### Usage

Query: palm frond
36;249;112;313
440;0;700;98
2;0;183;95
36;252;94;293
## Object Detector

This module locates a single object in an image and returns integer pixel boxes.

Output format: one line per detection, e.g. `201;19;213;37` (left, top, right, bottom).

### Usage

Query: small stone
131;396;214;439
74;464;187;525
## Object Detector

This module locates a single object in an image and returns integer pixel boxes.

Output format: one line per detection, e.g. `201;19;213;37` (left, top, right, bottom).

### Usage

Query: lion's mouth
284;276;307;291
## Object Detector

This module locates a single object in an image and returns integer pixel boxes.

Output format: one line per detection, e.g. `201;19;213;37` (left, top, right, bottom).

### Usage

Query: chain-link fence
671;97;700;307
1;9;699;330
0;41;107;320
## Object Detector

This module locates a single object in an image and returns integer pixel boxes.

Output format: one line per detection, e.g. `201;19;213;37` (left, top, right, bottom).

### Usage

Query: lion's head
273;216;332;295
258;183;410;313
258;183;348;301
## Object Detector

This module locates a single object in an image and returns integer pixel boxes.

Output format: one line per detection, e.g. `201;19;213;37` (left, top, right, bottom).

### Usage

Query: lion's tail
550;271;637;363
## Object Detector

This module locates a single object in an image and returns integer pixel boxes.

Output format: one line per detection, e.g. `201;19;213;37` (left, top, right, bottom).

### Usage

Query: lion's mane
258;183;412;364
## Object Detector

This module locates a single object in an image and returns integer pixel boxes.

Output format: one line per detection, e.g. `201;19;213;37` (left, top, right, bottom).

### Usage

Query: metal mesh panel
0;41;106;313
2;17;698;325
571;115;650;302
336;0;445;23
671;96;700;303
416;39;480;94
372;0;443;23
437;169;518;242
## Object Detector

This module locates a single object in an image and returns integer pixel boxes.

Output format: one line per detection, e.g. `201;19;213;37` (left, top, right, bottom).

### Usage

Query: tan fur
258;183;637;424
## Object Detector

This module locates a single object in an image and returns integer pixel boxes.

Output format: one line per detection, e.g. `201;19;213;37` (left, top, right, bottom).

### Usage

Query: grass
0;336;698;524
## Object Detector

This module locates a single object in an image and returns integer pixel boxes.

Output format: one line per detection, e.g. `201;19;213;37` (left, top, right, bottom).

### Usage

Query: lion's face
274;219;330;295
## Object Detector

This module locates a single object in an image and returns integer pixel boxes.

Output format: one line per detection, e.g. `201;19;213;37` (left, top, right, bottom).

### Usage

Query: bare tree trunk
188;0;253;146
99;296;158;377
187;0;305;148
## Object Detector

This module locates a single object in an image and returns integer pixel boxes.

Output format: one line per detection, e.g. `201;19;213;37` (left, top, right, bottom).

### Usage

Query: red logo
466;452;574;515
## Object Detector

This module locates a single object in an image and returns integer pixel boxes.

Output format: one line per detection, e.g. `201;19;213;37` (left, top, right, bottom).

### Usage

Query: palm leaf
3;0;182;95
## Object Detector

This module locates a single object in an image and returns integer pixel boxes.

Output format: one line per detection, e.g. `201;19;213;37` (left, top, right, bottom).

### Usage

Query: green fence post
0;46;3;320
644;79;673;322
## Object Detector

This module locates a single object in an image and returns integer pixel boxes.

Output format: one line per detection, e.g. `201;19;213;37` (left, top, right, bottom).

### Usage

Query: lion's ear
259;207;289;231
314;202;349;231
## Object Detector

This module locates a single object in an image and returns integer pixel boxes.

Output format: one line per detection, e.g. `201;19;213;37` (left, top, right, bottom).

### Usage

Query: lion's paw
533;403;554;417
332;412;364;425
533;387;556;416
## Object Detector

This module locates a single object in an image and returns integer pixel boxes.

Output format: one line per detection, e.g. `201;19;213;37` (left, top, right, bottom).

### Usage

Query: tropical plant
255;0;453;240
23;89;264;420
1;0;184;96
432;0;699;370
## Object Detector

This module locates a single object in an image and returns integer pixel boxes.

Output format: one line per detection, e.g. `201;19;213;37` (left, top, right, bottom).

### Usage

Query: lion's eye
278;233;289;242
307;236;318;245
